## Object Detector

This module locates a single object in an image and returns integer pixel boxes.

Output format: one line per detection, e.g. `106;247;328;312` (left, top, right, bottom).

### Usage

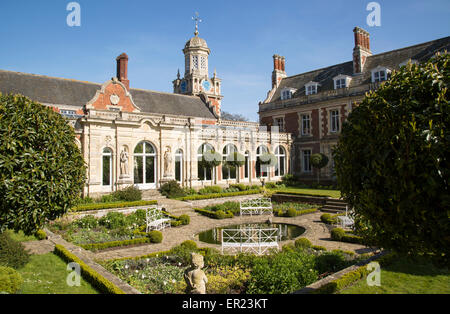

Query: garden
101;239;368;294
47;210;190;252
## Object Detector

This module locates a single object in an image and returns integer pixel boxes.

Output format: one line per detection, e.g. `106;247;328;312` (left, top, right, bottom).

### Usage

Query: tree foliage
0;94;86;235
333;53;449;259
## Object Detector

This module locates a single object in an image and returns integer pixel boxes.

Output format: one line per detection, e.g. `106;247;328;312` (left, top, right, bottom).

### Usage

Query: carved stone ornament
184;253;208;294
110;94;120;105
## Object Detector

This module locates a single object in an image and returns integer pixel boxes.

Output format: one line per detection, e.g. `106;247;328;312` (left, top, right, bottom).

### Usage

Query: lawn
340;255;450;294
270;187;342;199
17;253;99;294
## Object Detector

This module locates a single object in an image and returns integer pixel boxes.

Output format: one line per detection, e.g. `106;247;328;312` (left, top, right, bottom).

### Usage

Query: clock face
201;80;211;92
180;80;187;93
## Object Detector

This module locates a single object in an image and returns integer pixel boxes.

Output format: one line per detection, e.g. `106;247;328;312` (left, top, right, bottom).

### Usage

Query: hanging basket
258;153;277;167
200;151;222;168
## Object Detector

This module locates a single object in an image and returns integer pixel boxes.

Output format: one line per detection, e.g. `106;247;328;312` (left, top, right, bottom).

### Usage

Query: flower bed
101;240;368;294
48;209;186;251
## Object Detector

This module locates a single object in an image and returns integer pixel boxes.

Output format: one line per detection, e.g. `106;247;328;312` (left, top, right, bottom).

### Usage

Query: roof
269;36;450;102
0;70;217;119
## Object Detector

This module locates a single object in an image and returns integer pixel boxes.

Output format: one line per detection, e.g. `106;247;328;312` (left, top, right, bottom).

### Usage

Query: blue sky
0;0;449;121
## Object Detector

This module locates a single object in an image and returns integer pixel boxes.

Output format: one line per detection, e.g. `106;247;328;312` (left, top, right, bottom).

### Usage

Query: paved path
93;210;374;261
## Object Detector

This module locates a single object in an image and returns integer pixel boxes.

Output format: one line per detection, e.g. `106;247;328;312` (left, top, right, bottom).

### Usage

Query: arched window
102;148;113;187
134;142;157;188
275;146;286;177
175;149;183;184
197;143;214;181
244;151;250;179
256;145;269;178
222;144;238;180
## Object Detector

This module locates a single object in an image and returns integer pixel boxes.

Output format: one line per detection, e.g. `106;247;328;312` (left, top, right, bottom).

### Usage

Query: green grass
270;187;342;199
340;256;450;294
17;253;99;294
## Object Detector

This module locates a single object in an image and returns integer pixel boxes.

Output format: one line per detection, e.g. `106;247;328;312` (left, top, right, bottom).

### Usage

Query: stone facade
0;30;292;198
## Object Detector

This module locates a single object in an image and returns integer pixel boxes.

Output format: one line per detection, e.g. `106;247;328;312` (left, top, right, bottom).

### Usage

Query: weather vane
192;12;202;36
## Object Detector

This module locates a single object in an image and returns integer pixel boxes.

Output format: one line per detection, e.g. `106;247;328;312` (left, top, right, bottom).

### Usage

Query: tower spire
192;12;202;36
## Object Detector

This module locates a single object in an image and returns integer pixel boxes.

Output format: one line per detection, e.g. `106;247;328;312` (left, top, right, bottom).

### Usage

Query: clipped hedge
194;208;234;219
331;228;364;244
0;266;23;294
53;244;125;294
275;208;318;217
312;252;397;294
71;200;158;212
80;237;151;251
177;189;261;201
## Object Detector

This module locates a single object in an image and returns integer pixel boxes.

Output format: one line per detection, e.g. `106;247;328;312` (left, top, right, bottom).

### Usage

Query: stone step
323;204;347;210
321;208;345;214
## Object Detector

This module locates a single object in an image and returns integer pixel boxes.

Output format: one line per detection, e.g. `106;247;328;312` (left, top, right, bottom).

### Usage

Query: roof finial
192;12;202;36
177;69;180;79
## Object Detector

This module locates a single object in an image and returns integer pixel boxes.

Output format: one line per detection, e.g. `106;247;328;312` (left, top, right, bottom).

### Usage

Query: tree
220;110;250;122
333;54;449;259
0;94;86;235
310;153;329;184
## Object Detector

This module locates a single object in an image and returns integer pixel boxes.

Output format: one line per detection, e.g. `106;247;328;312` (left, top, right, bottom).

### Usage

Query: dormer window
333;75;352;89
281;88;297;100
371;66;391;83
305;82;319;95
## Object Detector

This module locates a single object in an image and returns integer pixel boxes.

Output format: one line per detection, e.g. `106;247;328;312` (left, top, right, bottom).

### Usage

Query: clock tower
173;13;223;117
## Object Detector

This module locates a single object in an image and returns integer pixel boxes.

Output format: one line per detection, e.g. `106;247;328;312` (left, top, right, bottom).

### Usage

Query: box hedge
71;200;157;212
53;244;125;294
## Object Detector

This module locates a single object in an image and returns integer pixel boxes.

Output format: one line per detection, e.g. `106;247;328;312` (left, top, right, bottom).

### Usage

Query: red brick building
259;27;449;183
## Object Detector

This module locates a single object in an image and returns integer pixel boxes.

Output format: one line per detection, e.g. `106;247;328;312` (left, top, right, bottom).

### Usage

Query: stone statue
184;253;208;294
120;149;129;176
163;146;173;177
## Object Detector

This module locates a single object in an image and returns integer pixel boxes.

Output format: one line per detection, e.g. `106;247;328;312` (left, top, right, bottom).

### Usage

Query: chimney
116;53;130;90
272;54;287;88
353;27;372;74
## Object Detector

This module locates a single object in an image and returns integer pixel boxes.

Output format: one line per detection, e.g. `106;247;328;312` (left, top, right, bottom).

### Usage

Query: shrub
194;208;233;219
0;232;30;269
75;215;99;229
35;230;47;240
331;228;346;241
281;174;297;186
265;182;277;189
247;250;318;294
170;241;199;265
333;53;450;258
207;265;251;294
286;208;298;217
198;186;223;195
178;189;261;201
0;94;86;235
295;238;312;249
314;251;349;274
112;185;142;202
147;230;163;243
99;212;127;229
0;266;23;294
159;181;186;199
320;213;335;224
229;184;247;191
178;215;190;225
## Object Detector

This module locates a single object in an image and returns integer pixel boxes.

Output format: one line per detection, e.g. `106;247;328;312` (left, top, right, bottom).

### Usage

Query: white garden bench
240;198;273;216
146;207;171;232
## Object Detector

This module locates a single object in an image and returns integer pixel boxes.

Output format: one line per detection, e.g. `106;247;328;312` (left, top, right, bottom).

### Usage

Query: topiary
0;232;30;269
0;266;23;294
35;230;47;240
330;228;346;241
286;208;298;217
147;230;163;243
295;238;312;249
0;93;86;235
178;215;190;225
310;153;329;184
333;53;450;258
